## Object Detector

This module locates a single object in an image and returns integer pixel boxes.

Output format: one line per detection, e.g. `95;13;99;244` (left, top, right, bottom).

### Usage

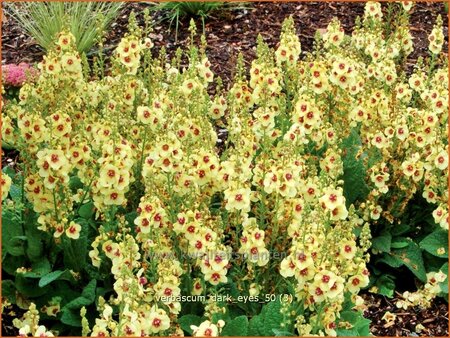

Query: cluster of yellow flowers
87;218;185;336
13;303;54;337
3;2;447;336
39;32;82;80
276;17;302;66
396;270;447;309
428;15;445;55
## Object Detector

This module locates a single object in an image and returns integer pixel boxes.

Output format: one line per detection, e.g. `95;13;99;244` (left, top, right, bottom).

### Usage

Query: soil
2;2;448;87
1;303;25;337
1;1;449;337
362;293;449;337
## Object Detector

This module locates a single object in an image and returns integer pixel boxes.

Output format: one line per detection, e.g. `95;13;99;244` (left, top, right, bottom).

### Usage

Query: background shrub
5;1;123;53
151;1;248;39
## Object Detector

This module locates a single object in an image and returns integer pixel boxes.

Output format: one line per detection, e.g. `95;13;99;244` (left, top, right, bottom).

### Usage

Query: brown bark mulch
363;293;449;337
2;2;448;87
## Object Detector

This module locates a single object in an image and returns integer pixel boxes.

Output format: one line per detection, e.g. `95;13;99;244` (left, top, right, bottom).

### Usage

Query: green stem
138;127;149;180
52;189;60;223
74;177;94;217
20;164;28;251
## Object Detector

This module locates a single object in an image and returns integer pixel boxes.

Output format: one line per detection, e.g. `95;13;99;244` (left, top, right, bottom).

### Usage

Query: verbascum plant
2;2;447;336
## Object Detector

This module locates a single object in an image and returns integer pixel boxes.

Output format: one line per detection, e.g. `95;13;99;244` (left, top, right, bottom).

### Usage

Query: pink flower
2;63;39;87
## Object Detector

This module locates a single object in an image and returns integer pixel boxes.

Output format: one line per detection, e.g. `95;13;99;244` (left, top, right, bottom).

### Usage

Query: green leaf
248;314;264;336
6;236;27;256
63;296;92;311
341;129;370;206
375;275;395;297
9;184;22;201
221;315;248;336
23;258;51;278
272;329;294;336
39;270;74;287
390;237;409;249
228;305;246;319
211;310;230;324
62;280;97;313
366;146;382;169
392;241;427;282
81;279;97;301
391;224;411;236
78;201;95;219
372;231;392;253
423;251;446;272
2;280;17;303
178;314;203;335
376;254;403;268
61;308;82;327
341;292;356;312
2;210;24;256
63;233;88;272
23;215;46;262
69;176;83;191
354;316;371;336
2;166;16;179
261;299;283;336
247;299;287;336
2;254;26;275
336;310;371;336
15;274;49;297
38;280;81;307
125;211;138;227
376;240;427;282
419;229;448;258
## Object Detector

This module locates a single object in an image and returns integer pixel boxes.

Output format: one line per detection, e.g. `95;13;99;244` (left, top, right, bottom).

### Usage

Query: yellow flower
280;256;296;278
61;54;82;73
434;150;448;170
35;325;54;337
146;307;170;333
66;221;81;240
330;204;348;221
224;187;251;212
181;79;198;96
45;149;69;171
1;174;12;201
45;304;60;317
142;37;154;49
347;273;369;294
155;282;181;302
370;205;382;220
57;32;75;49
364;1;383;20
191;320;220;337
340;240;356;260
204;268;227;286
98;164;120;188
319;188;345;210
371;132;388;149
381;311;396;325
192;279;203;296
102;189;125;206
209;252;229;272
44;57;62;74
137;106;152;124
